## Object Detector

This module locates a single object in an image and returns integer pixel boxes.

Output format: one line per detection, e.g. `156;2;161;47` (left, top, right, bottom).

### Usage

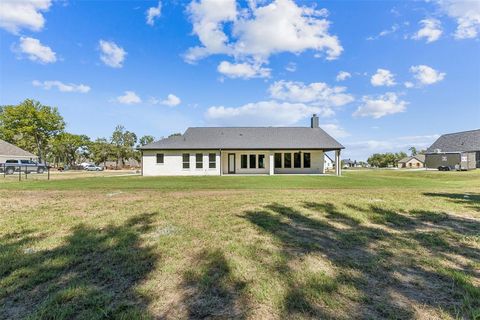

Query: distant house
324;154;334;170
398;155;425;168
343;159;357;168
0;139;37;163
425;129;480;170
139;115;344;176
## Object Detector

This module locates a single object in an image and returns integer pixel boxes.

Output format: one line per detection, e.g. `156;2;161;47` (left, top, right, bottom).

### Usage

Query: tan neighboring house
398;155;425;168
0;139;38;163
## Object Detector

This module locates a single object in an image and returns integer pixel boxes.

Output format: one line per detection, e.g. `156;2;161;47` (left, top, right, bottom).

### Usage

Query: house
343;159;356;168
139;115;344;176
0;139;38;163
324;153;334;170
397;155;425;168
425;129;480;170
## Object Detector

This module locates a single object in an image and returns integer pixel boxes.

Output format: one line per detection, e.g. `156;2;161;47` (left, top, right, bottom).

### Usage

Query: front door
228;153;235;174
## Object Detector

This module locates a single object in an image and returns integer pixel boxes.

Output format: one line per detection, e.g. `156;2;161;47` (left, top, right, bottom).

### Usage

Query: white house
324;153;334;171
140;115;344;176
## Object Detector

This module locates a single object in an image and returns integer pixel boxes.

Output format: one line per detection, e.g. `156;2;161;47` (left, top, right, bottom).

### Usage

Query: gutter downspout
219;149;222;176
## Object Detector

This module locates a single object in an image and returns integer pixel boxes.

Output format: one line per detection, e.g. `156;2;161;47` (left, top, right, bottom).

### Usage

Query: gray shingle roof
140;127;344;150
0;139;36;157
426;129;480;153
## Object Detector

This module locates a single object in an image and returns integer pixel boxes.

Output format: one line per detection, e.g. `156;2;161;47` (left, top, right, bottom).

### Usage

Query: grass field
1;170;479;319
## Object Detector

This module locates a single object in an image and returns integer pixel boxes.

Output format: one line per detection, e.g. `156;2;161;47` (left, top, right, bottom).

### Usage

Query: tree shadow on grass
0;213;159;319
243;202;480;319
423;192;480;212
179;249;248;319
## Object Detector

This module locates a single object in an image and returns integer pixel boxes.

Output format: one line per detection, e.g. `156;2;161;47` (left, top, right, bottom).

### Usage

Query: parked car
438;165;452;171
0;159;48;174
84;164;104;171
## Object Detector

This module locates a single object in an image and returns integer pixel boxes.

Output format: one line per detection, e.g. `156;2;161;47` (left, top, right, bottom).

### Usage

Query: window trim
249;154;257;169
303;152;311;168
274;153;282;169
195;153;203;169
208;153;216;169
156;153;164;165
241;154;248;169
258;154;265;169
284;153;292;168
182;153;190;169
294;152;301;168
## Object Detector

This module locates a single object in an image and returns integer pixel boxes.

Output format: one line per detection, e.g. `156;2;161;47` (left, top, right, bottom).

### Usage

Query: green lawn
1;170;479;319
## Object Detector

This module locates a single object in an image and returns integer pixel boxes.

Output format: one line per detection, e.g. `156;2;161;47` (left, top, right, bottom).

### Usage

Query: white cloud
32;80;90;93
336;71;351;81
404;81;414;88
146;1;162;26
217;61;271;79
149;94;182;106
409;65;446;85
412;18;442;43
366;24;399;40
285;62;297;72
185;0;342;67
117;91;141;104
17;37;56;63
268;80;354;108
434;0;480;39
205;100;333;126
353;92;407;119
320;123;350;138
0;0;51;34
99;40;126;68
370;68;396;87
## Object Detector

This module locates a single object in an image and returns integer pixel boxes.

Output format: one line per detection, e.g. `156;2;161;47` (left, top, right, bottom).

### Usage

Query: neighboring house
324;153;334;170
104;158;140;169
0;139;38;163
425;129;480;170
140;115;344;176
398;155;425;168
343;159;359;168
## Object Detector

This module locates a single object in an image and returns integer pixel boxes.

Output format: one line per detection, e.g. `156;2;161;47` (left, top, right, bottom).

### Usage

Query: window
258;154;265;168
241;155;248;168
20;160;29;164
196;153;203;169
303;153;311;168
249;154;256;168
156;153;164;164
294;152;301;168
182;153;190;169
275;153;282;168
209;153;216;168
284;153;291;168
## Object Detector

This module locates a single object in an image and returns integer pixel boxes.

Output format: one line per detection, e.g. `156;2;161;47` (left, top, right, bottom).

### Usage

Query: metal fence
0;163;50;181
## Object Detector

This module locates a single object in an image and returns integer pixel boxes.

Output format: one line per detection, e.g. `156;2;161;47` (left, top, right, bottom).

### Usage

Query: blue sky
1;0;479;160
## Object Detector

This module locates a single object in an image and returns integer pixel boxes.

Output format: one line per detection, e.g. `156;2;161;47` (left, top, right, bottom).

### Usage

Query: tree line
0;99;162;168
366;147;426;168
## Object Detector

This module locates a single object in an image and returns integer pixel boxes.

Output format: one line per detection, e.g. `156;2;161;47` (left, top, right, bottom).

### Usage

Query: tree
138;135;155;147
50;133;90;166
409;147;417;156
0;99;65;162
89;138;114;166
111;125;138;168
168;133;182;138
367;152;407;168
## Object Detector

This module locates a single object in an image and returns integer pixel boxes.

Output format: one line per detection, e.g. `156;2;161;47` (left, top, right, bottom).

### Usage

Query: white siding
142;150;220;176
143;149;325;176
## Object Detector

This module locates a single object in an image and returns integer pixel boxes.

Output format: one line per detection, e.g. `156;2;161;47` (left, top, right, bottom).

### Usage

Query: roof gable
141;127;344;150
0;139;36;157
427;129;480;153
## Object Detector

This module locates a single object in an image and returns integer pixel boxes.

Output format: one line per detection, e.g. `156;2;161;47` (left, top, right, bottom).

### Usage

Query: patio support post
335;149;341;176
269;152;274;175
